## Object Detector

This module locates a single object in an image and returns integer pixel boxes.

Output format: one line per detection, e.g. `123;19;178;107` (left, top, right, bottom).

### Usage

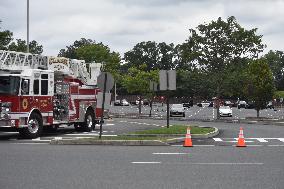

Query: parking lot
110;103;284;120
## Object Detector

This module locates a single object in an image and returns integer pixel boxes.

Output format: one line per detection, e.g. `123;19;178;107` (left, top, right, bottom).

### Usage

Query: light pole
27;0;29;53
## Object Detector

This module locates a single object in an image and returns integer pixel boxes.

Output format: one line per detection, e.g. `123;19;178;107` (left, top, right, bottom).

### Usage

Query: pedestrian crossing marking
213;138;284;143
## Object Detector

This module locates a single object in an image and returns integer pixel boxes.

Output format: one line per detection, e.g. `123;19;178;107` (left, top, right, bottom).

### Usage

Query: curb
49;127;219;146
165;127;219;144
50;139;169;146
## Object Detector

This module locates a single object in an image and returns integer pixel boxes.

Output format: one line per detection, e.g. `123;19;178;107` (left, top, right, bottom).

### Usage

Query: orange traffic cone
236;127;246;147
183;127;193;147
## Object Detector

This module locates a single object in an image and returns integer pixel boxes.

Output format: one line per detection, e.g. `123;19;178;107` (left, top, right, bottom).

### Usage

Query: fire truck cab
0;50;103;138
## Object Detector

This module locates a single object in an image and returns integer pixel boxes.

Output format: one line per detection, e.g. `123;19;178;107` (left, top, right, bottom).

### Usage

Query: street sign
97;92;111;109
168;70;176;90
97;72;114;92
159;70;176;129
97;72;114;139
159;70;176;91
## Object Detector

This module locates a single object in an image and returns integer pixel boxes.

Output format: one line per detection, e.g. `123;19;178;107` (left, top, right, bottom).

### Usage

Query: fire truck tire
81;109;95;132
19;113;43;139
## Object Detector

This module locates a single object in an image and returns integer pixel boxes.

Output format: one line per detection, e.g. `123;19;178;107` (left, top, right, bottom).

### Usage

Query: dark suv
237;101;247;109
183;100;193;108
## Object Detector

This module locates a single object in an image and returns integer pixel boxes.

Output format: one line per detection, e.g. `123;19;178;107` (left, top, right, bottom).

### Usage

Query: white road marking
245;145;263;147
132;162;161;164
65;133;117;136
153;153;188;155
268;145;284;147
0;132;19;134
213;138;223;142
25;139;51;142
170;145;215;147
187;163;263;165
12;143;49;145
251;138;269;142
119;120;127;123
153;124;161;127
214;138;284;143
277;138;284;142
194;145;215;147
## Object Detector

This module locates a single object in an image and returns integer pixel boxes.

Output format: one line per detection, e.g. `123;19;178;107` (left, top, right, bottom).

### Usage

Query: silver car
170;104;185;117
219;106;232;117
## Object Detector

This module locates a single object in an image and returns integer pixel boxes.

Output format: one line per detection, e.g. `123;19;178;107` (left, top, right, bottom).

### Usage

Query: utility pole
27;0;29;53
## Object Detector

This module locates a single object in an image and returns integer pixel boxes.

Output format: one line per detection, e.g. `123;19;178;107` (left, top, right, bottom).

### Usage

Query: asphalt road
0;117;284;189
1;118;284;146
0;144;283;189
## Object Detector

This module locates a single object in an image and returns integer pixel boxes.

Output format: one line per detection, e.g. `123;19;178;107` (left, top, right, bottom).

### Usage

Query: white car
121;99;129;106
170;104;185;117
219;106;232;117
136;100;143;105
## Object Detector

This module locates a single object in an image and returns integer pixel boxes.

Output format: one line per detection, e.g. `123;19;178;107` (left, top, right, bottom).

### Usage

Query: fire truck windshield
0;76;20;95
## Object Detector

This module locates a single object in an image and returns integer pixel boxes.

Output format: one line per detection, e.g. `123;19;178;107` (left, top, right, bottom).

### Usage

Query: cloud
0;0;284;56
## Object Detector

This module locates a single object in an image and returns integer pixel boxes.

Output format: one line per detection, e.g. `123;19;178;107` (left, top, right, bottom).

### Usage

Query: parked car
136;100;143;105
197;101;211;107
183;100;193;108
266;101;274;109
219;106;232;117
224;100;233;107
170;104;185;117
246;101;255;109
114;100;122;106
130;100;136;105
143;99;150;105
121;99;130;106
237;101;247;109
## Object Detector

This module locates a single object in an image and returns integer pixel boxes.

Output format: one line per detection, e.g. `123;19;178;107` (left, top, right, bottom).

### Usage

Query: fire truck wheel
81;109;95;132
19;113;43;139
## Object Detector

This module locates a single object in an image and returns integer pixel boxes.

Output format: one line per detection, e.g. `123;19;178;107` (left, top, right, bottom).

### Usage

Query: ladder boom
0;50;48;70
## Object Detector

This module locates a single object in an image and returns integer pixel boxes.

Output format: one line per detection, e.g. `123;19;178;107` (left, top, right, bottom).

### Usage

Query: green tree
245;59;275;118
58;38;94;58
122;65;158;116
76;43;121;102
182;16;265;118
1;20;43;54
264;50;284;90
124;41;176;71
0;20;13;50
8;39;43;54
177;69;214;99
76;43;121;79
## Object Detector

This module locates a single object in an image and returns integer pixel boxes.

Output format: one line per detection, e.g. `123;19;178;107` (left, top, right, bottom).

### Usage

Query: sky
0;0;284;57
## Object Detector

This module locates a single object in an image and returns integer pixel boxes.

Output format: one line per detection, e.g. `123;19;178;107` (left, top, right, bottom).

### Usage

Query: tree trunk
138;95;142;117
216;98;220;120
149;100;153;117
257;109;260;118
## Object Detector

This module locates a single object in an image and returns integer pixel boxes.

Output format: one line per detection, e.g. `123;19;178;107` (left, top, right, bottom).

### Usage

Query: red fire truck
0;50;104;138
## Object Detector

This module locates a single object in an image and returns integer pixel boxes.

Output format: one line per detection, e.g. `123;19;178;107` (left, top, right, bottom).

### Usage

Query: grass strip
131;125;215;135
76;136;171;142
